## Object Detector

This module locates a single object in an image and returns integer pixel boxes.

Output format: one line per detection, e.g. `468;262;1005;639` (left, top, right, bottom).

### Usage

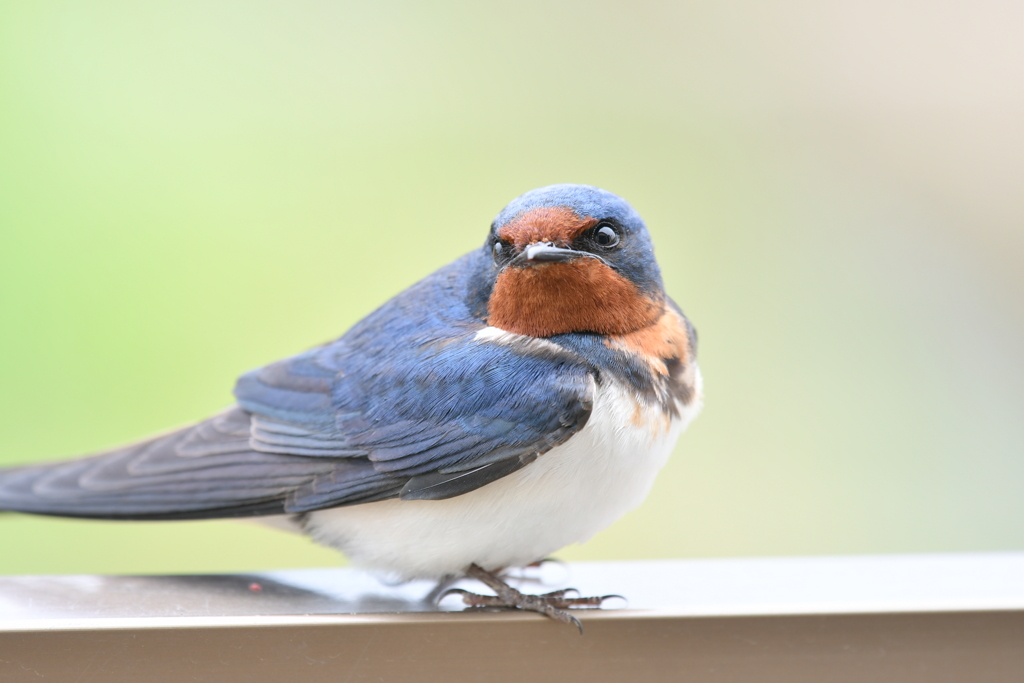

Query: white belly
300;367;702;580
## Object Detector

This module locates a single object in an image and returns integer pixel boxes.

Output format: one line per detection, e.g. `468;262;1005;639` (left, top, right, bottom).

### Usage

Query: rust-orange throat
486;206;665;337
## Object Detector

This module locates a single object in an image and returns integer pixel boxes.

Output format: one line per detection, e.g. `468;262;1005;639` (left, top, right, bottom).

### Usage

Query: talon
454;563;619;632
599;593;626;607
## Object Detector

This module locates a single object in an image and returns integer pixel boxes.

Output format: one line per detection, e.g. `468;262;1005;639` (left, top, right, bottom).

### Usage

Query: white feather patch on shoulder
472;325;569;356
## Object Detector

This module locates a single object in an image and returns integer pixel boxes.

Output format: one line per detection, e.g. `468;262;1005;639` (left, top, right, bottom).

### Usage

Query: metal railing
2;553;1024;682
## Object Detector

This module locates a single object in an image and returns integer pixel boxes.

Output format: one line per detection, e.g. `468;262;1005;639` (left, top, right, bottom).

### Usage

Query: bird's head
482;184;665;338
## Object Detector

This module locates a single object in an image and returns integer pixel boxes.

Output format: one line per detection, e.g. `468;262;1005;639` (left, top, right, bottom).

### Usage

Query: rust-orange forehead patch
497;207;598;248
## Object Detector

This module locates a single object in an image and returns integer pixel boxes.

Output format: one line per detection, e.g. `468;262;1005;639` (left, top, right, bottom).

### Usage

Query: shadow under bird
0;184;703;630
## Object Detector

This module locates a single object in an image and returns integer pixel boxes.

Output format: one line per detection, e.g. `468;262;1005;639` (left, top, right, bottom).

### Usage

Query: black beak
510;242;603;267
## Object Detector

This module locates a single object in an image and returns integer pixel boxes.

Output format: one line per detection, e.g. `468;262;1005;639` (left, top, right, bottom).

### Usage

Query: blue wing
0;251;595;519
236;329;594;508
0;407;346;519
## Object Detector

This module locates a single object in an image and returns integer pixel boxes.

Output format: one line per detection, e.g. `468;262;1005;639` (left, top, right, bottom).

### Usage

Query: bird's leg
439;563;622;633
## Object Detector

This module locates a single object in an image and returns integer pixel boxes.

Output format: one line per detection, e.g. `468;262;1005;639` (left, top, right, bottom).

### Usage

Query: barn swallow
0;184;703;629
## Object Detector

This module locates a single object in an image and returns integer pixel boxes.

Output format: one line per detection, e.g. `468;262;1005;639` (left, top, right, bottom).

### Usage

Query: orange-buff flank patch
488;259;663;337
608;308;692;374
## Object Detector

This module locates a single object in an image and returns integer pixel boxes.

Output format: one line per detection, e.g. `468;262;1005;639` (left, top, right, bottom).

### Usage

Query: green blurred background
2;1;1023;575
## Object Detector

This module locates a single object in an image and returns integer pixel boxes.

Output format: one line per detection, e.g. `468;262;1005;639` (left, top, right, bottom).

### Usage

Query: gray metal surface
3;552;1024;625
1;554;1024;682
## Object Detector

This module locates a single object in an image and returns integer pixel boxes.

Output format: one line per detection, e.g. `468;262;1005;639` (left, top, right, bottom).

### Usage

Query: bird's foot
439;563;623;633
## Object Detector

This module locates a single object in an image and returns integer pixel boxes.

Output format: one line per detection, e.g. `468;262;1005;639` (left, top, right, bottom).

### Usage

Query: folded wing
0;329;594;519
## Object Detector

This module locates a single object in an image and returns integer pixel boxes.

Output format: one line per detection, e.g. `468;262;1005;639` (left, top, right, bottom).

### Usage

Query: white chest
302;368;702;580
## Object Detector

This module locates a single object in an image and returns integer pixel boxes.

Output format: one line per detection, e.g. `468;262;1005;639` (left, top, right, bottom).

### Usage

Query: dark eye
594;225;620;248
492;240;506;264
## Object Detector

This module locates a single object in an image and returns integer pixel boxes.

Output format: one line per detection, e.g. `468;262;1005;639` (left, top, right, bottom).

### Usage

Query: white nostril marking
525;243;554;260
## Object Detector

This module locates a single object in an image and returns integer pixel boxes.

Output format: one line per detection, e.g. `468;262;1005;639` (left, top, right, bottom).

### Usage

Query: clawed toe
536;588;624;609
435;565;625;634
437;587;507;608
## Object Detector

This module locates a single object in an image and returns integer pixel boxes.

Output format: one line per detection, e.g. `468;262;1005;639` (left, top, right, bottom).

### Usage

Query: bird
0;184;702;629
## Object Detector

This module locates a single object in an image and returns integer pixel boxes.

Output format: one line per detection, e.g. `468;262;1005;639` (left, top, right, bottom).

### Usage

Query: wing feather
0;407;385;519
0;253;598;516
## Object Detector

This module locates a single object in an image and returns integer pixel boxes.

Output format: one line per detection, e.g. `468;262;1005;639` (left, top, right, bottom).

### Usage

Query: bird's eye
594;225;620;248
492;241;506;264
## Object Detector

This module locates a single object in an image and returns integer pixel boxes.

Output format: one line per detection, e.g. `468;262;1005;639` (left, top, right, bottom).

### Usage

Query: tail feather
0;407;338;520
